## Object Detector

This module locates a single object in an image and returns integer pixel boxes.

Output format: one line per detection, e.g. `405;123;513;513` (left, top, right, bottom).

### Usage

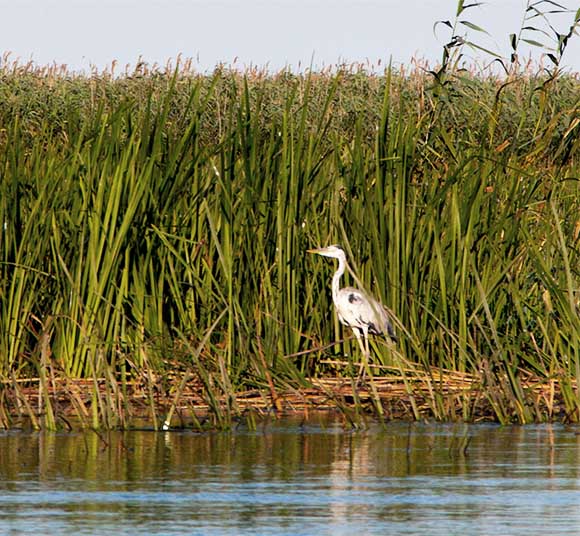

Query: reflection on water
1;416;580;535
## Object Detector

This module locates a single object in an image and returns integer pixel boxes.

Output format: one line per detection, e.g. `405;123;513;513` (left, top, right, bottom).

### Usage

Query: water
1;417;580;535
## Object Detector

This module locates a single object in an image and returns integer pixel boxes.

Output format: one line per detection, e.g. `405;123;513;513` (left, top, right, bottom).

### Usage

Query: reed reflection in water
1;419;580;535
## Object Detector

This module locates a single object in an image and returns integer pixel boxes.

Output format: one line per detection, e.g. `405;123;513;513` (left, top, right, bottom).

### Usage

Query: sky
1;0;579;75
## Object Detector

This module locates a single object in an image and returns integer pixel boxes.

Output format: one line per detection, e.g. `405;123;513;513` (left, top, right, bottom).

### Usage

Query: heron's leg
364;329;370;357
352;329;367;378
352;328;366;355
355;327;371;382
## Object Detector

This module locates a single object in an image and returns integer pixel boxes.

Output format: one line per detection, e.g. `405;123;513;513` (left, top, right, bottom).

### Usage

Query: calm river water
1;417;580;535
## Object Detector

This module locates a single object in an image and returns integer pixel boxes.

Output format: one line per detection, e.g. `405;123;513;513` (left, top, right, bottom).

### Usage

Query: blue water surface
1;420;579;535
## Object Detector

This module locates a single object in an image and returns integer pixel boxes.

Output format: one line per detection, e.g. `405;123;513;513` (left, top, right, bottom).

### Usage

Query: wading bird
308;245;397;373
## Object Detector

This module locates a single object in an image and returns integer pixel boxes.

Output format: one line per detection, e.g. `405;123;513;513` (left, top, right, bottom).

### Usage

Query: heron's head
307;244;345;260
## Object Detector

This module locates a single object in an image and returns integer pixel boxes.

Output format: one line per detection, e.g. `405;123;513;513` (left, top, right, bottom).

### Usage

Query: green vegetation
1;2;580;429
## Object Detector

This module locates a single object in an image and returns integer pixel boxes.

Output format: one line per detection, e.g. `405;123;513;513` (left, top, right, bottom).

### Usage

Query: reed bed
0;366;573;430
1;42;580;428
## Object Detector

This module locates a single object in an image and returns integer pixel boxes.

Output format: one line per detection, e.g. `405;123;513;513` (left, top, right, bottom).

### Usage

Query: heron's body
308;245;397;367
334;286;396;340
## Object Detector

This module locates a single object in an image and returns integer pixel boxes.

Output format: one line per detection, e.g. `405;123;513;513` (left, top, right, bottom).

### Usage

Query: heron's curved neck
332;255;346;302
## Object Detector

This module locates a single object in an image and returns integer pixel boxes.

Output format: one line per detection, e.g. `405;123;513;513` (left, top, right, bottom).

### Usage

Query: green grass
0;54;580;428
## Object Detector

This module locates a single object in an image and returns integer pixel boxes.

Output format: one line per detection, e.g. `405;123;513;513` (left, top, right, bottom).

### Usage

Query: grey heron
308;245;397;371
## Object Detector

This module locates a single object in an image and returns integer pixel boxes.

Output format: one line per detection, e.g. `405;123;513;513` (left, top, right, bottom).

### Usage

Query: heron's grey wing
366;295;398;342
333;288;363;329
336;288;380;333
338;288;397;341
378;303;398;342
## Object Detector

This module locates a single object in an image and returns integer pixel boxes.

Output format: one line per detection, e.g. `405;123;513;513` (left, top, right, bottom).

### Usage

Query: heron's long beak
307;248;323;254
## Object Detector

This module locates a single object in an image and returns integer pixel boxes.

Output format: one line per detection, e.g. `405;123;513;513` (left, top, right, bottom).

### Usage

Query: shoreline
0;369;572;430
